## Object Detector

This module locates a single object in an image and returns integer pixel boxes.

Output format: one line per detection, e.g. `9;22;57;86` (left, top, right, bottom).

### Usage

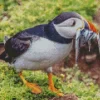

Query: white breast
13;38;73;72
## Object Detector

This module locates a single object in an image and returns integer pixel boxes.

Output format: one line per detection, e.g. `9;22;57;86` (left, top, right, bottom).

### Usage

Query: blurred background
0;0;100;41
0;0;100;100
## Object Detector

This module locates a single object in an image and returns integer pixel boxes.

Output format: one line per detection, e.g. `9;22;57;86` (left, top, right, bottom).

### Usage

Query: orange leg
48;73;63;96
19;72;42;94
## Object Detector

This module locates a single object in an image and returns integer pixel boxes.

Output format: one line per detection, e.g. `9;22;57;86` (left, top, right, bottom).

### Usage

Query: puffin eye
70;20;76;26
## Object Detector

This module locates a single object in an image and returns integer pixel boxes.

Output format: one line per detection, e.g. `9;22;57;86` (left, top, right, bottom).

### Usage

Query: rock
49;94;78;100
92;75;99;80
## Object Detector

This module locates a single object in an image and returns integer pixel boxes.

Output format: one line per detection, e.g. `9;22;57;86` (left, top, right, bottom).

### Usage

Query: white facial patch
53;18;84;38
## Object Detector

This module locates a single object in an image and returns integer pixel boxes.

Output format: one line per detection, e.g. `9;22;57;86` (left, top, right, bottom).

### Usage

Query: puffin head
52;12;98;63
53;12;97;39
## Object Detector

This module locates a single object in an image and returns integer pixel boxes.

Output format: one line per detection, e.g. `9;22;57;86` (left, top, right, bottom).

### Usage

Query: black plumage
53;12;81;24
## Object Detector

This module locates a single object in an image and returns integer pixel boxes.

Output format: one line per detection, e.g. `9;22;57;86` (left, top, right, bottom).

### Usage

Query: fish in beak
75;20;99;65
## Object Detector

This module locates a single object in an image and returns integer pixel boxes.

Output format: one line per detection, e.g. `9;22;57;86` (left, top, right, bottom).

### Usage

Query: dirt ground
49;94;78;100
53;38;100;85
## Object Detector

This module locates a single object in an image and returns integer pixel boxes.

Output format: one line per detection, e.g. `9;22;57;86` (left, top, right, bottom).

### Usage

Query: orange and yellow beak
84;20;98;33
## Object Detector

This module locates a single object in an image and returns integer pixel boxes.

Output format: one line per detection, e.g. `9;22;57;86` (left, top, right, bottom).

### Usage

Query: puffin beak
84;20;97;33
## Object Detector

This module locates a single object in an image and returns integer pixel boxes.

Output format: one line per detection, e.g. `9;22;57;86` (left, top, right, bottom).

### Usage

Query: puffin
0;12;98;96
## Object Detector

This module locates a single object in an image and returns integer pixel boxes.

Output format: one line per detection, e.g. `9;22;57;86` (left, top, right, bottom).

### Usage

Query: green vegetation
0;63;100;100
0;0;100;100
0;0;99;41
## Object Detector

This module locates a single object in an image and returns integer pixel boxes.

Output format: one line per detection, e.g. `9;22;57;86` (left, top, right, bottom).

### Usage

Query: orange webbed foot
48;73;64;96
19;72;42;94
48;86;64;96
26;82;42;94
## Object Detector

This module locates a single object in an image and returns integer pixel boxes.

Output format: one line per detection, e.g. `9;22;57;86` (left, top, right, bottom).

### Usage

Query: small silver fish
75;29;97;64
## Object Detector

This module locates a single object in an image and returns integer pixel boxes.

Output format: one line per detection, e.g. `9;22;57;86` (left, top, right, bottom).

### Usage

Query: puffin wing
5;27;41;58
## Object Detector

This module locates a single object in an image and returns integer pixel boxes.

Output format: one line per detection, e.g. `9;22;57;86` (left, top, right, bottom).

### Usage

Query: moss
0;62;100;100
0;0;99;41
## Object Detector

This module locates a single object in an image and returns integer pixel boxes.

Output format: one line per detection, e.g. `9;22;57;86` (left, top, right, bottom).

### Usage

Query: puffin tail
0;42;12;63
0;42;6;61
0;36;12;62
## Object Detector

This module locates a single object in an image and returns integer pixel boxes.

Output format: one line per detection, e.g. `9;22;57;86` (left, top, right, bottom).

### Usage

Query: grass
0;0;99;41
0;0;100;99
0;62;100;100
